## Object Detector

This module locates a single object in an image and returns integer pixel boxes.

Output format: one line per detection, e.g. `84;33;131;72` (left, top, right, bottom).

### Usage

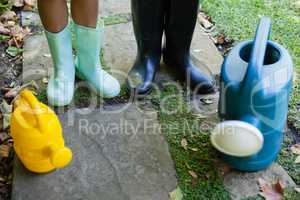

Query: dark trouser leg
164;0;214;94
126;0;165;94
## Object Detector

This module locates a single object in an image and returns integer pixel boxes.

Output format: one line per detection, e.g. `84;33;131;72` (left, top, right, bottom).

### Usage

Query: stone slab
101;0;131;17
103;22;136;84
12;104;178;200
22;33;52;82
224;163;296;200
21;11;42;27
191;22;223;76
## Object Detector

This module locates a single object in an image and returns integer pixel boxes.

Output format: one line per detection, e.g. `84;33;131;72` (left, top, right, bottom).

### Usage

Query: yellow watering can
10;89;72;173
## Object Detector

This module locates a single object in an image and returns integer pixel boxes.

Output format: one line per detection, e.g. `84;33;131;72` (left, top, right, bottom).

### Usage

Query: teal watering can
211;17;293;171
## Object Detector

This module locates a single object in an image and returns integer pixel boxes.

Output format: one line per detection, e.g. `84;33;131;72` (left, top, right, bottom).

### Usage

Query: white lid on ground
211;120;264;157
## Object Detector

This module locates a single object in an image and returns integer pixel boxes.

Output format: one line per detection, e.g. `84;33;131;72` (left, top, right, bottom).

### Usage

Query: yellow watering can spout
11;89;72;173
48;144;73;169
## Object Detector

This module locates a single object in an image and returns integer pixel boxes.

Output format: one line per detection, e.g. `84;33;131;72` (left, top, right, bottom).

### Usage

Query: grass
0;0;12;14
102;13;131;26
277;130;300;185
154;84;230;200
202;0;300;190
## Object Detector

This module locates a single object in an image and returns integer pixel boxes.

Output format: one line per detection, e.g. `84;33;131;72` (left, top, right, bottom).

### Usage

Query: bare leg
37;0;68;33
71;0;99;28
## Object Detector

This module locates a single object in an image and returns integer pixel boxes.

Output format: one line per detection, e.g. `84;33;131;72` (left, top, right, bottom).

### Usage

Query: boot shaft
164;0;200;53
74;20;103;68
44;25;74;79
44;25;74;71
131;0;165;57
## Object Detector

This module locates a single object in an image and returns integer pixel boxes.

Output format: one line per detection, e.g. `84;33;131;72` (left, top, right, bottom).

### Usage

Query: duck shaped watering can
11;89;72;173
211;17;293;171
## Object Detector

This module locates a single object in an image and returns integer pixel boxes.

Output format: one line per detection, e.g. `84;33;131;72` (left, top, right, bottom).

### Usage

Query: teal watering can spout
212;17;293;172
243;17;271;89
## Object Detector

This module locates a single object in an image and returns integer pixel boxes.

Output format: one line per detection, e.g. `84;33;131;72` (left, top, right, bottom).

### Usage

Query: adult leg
164;0;214;94
126;0;166;94
72;0;120;98
37;0;75;106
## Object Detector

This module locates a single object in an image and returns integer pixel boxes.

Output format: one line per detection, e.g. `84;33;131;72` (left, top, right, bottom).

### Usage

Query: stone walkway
14;1;297;200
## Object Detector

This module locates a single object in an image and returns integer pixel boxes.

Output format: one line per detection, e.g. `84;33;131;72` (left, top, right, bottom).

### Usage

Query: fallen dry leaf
169;187;183;200
0;100;12;130
0;11;17;22
198;13;213;29
43;53;51;58
181;138;188;150
4;86;21;98
10;25;25;37
273;181;284;194
22;4;33;11
0;144;10;158
217;33;226;45
219;163;232;176
5;20;16;28
189;147;198;152
295;155;300;164
188;170;198;179
291;144;300;155
4;81;37;101
0;132;10;143
24;0;35;7
0;23;10;35
42;77;48;84
9;25;31;47
258;178;284;200
12;0;35;10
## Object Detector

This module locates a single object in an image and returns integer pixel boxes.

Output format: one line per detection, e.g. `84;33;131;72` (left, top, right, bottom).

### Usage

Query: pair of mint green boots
45;20;120;106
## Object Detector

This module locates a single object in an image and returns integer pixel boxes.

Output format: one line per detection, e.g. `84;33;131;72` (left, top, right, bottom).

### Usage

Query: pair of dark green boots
127;0;215;94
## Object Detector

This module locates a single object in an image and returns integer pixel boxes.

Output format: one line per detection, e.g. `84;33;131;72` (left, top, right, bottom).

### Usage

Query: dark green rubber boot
164;0;215;94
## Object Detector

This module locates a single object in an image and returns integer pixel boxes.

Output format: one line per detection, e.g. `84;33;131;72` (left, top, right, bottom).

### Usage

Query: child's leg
37;0;68;32
37;0;75;106
71;0;98;28
71;0;120;98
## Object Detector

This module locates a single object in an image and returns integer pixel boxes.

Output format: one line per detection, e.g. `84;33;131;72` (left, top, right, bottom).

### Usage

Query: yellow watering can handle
20;89;47;133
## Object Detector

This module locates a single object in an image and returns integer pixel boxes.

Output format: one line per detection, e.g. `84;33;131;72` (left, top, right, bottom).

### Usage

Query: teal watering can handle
243;17;271;85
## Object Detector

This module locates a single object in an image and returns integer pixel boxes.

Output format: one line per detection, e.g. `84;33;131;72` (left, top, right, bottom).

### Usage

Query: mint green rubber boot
74;20;120;98
45;25;75;106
